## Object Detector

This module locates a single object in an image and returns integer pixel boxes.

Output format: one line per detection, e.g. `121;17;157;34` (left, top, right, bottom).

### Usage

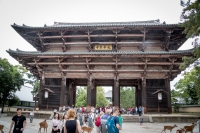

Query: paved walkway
0;116;199;133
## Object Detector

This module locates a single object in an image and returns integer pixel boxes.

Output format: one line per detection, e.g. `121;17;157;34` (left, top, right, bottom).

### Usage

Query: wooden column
38;79;43;108
141;78;147;113
135;86;138;107
65;79;69;106
86;74;92;112
60;74;66;106
112;85;114;106
72;84;76;107
68;80;74;106
91;80;96;107
137;81;142;107
165;78;172;114
91;87;96;107
113;74;120;107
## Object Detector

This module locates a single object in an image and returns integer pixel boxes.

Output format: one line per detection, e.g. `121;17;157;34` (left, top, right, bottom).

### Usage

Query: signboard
33;97;39;101
158;93;162;100
94;44;113;51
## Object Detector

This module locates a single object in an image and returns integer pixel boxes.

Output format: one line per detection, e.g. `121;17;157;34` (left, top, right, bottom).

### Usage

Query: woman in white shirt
52;113;60;133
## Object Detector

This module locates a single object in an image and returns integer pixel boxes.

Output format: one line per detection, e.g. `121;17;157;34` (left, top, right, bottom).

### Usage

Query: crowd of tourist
51;105;123;133
6;106;200;133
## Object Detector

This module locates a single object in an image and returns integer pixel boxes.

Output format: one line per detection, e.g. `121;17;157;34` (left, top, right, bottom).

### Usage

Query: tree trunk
2;101;4;113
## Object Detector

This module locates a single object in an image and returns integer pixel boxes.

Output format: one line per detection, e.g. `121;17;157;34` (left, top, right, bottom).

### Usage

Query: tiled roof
6;49;193;56
11;20;178;29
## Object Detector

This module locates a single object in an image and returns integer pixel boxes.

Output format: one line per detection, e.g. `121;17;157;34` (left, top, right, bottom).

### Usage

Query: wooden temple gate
7;20;192;113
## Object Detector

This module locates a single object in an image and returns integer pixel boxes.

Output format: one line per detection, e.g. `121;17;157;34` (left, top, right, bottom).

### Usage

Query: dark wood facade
7;20;192;113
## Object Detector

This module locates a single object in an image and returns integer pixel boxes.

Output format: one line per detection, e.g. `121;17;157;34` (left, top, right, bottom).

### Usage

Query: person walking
64;109;82;133
118;113;123;129
8;108;26;133
52;113;60;133
87;113;93;128
106;107;121;133
54;109;57;116
95;112;104;133
138;106;143;126
100;109;110;133
135;106;138;115
79;112;84;126
29;110;34;123
60;113;67;133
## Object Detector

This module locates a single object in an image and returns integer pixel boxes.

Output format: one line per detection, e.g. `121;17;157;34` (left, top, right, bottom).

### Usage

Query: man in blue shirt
107;107;121;133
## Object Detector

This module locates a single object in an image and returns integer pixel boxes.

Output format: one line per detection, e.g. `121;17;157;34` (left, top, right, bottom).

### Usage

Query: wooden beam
43;41;164;45
28;62;182;66
40;34;144;39
60;69;180;73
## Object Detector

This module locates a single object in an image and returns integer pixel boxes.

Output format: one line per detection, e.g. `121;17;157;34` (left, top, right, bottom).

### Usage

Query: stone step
0;113;7;117
122;115;150;122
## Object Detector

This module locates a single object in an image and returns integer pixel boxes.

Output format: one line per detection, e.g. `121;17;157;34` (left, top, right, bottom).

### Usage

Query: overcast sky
0;0;194;91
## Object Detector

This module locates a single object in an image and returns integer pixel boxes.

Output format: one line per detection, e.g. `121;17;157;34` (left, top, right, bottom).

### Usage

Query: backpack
106;116;118;133
95;116;101;127
100;118;108;133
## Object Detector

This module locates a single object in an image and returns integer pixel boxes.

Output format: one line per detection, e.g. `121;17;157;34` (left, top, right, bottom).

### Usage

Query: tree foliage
76;87;87;107
31;81;40;96
96;86;109;107
120;87;135;108
0;58;25;112
7;95;20;111
75;86;109;107
179;0;200;71
180;0;200;38
174;67;200;104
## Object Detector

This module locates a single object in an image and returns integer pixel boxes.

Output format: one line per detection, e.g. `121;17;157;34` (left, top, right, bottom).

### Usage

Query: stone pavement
0;116;199;133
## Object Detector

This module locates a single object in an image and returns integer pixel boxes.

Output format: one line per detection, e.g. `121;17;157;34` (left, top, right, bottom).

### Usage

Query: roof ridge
53;20;159;25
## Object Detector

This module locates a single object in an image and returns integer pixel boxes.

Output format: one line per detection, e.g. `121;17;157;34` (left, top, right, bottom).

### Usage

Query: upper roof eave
11;21;180;30
6;49;194;56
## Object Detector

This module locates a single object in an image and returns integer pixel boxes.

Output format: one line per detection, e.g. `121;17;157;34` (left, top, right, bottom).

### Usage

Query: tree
96;86;109;107
120;87;135;108
0;58;25;112
76;87;87;107
174;67;200;104
180;0;200;38
7;95;20;112
75;86;109;107
179;0;200;69
31;81;40;97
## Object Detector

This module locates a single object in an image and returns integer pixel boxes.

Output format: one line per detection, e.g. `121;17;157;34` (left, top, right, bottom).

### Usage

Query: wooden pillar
113;74;120;107
86;74;92;112
112;85;114;106
137;81;142;107
60;74;66;106
65;79;69;106
165;78;172;114
68;80;74;106
38;79;43;108
72;84;76;107
135;86;138;107
141;78;147;113
91;87;96;107
91;80;96;107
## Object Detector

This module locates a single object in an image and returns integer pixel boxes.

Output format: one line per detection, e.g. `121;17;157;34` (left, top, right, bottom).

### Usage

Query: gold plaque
94;44;113;50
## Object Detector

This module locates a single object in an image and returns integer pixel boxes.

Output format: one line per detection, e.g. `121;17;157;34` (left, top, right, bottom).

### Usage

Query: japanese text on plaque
94;44;112;50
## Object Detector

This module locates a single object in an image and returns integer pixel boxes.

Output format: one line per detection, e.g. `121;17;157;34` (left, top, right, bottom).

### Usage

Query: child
118;113;123;129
